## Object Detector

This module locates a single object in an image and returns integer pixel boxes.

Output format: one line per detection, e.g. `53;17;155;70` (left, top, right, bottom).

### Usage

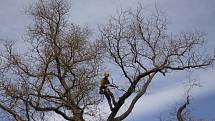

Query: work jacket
100;77;110;88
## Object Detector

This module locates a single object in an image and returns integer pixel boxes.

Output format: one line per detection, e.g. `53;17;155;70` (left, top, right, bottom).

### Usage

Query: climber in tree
100;72;117;110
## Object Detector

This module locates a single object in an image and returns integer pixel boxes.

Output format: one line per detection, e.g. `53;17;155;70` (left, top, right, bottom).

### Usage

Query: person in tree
100;72;116;110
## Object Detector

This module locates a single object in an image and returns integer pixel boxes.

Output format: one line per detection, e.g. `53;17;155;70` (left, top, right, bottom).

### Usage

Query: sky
0;0;215;121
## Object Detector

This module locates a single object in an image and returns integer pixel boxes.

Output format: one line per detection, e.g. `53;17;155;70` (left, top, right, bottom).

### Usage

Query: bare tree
99;5;215;121
0;1;214;121
176;79;203;121
0;0;103;121
159;80;207;121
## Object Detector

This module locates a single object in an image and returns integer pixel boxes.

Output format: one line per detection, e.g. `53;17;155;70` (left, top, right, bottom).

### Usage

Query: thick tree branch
177;96;190;121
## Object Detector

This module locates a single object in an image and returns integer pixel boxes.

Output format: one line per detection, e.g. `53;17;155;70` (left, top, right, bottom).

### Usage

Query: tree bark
177;96;190;121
